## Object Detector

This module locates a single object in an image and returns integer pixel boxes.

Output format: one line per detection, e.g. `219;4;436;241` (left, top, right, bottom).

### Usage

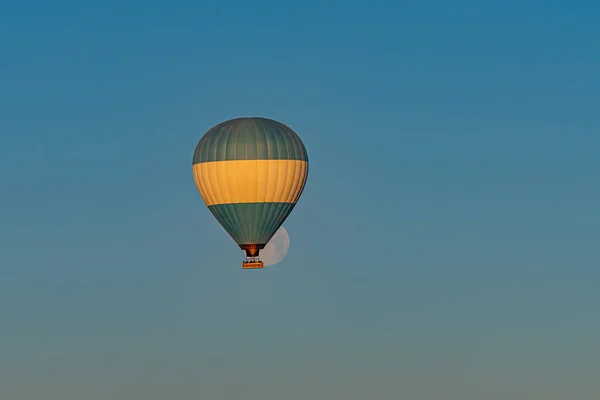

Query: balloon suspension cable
242;256;264;269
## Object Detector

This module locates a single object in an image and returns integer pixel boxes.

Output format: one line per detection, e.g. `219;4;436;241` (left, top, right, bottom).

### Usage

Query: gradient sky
2;1;599;399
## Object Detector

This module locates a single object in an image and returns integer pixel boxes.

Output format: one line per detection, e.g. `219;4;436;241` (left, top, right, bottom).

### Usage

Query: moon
253;226;291;267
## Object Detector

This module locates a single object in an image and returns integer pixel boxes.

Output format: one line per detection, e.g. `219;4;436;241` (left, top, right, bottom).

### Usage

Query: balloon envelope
192;117;308;260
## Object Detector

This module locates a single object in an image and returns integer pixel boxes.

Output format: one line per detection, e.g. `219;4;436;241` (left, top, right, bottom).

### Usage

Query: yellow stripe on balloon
193;159;308;206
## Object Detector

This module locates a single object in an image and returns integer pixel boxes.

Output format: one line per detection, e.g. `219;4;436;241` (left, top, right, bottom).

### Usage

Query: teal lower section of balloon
207;202;297;246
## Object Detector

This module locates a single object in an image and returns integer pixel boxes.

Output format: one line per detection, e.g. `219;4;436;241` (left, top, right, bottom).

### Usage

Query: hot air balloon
192;117;309;269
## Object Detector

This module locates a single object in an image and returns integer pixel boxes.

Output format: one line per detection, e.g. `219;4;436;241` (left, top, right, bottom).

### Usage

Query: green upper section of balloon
193;117;309;164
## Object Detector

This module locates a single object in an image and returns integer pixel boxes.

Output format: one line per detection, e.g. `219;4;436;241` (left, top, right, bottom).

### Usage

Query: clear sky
2;1;599;399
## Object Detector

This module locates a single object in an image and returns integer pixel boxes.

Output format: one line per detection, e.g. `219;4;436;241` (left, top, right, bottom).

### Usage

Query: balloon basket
242;258;264;269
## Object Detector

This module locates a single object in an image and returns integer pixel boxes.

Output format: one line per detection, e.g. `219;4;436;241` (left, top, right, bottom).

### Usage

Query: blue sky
1;1;599;398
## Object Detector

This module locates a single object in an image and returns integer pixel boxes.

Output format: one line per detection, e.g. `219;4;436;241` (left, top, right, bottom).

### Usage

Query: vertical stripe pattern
192;117;309;251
